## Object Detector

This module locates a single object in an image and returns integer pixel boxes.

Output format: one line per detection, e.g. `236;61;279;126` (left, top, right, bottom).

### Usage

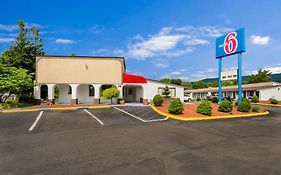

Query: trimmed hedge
197;100;212;116
252;106;260;112
219;99;233;112
270;98;278;104
196;97;201;102
251;95;259;103
153;94;164;106
168;98;184;114
211;96;218;103
237;98;252;112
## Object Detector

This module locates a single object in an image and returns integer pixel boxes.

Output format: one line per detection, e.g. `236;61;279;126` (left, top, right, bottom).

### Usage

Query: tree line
160;69;272;89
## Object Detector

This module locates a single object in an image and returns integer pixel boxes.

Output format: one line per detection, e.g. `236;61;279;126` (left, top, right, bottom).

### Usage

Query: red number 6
224;32;238;54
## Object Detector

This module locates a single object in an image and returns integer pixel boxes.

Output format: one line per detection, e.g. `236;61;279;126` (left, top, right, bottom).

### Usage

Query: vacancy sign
216;28;246;58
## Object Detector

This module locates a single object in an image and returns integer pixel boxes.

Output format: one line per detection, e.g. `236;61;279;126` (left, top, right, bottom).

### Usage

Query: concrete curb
150;105;270;121
1;105;111;113
253;103;281;107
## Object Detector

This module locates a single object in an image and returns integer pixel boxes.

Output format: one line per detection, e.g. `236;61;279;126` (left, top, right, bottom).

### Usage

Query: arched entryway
77;84;96;104
123;85;143;103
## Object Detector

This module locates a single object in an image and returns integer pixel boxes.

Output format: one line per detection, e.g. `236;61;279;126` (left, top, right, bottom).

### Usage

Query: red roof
123;74;147;83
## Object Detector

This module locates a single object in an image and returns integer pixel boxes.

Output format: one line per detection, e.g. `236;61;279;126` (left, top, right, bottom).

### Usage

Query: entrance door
125;87;135;102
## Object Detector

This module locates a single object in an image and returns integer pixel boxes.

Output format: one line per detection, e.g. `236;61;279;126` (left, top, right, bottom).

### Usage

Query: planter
119;100;125;104
143;99;148;105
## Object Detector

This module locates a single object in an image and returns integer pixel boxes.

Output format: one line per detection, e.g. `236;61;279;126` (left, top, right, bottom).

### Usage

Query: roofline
146;79;186;88
37;55;125;59
185;81;281;93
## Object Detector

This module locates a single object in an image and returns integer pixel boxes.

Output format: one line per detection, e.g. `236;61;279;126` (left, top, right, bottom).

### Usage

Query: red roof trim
123;74;147;84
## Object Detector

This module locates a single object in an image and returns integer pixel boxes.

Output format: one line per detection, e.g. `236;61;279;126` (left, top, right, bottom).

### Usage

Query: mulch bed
156;103;262;118
256;101;281;105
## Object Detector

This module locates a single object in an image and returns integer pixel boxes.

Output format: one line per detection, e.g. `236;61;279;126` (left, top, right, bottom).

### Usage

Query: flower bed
155;103;265;118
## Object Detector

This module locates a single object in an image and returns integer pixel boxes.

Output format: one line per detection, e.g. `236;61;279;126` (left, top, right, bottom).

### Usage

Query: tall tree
0;20;44;74
160;78;171;84
247;69;271;83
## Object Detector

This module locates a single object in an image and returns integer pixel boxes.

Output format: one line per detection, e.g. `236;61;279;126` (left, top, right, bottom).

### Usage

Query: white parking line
28;111;44;131
83;109;104;125
114;107;169;123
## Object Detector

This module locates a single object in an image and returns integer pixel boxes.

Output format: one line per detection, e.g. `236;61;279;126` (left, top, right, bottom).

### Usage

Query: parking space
0;112;39;136
114;106;168;122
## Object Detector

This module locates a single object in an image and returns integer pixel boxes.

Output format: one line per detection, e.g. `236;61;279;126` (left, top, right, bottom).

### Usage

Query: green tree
102;87;120;104
171;79;182;85
161;85;171;98
192;80;208;89
0;65;33;104
247;69;271;83
0;20;44;74
222;80;235;86
208;81;218;87
160;78;171;84
69;53;77;56
180;82;191;87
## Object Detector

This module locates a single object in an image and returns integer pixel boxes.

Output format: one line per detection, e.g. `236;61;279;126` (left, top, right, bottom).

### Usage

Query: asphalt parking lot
0;105;281;175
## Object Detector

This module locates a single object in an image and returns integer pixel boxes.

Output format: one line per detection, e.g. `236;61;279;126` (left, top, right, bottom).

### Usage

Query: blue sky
1;0;281;81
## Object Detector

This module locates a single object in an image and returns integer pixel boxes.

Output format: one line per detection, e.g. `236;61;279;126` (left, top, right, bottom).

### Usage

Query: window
128;88;133;95
89;85;95;96
233;75;237;78
222;76;226;79
227;75;232;78
68;85;72;94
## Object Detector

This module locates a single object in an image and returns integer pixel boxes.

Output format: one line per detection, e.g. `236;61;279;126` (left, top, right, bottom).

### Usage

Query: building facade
185;82;281;101
34;56;184;104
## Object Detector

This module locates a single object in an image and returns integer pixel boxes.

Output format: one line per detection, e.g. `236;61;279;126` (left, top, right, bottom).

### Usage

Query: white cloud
0;24;18;32
185;39;209;46
125;25;232;60
89;25;104;34
155;63;168;68
250;35;270;45
263;66;281;74
55;39;75;44
0;37;15;43
170;71;182;75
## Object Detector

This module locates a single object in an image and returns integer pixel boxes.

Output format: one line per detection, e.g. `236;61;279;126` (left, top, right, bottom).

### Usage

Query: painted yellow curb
88;105;111;109
150;105;270;121
50;107;78;111
2;109;39;113
253;103;281;107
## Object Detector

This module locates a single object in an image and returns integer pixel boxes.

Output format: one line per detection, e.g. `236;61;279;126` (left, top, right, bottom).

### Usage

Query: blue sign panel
216;28;246;58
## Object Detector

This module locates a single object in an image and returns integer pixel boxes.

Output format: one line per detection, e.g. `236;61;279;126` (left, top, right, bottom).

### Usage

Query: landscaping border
1;105;111;113
150;105;270;121
253;103;281;107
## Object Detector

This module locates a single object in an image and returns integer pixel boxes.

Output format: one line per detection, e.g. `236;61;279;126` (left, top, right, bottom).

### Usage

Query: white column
34;84;41;99
69;84;79;104
117;85;123;98
47;84;56;100
91;84;101;104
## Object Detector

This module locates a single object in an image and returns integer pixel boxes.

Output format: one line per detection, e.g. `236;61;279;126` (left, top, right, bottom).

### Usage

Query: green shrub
237;99;252;112
219;99;233;112
168;98;184;114
270;98;278;104
251;95;259;103
153;94;164;106
197;100;212;116
211;96;218;103
224;96;234;102
252;106;260;112
196;97;201;102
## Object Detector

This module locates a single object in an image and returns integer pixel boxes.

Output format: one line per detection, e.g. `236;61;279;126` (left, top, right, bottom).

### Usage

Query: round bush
153;94;164;106
168;98;184;114
211;96;218;103
252;106;260;112
237;100;252;112
196;97;201;102
251;95;259;103
219;99;233;112
197;100;212;116
270;98;278;104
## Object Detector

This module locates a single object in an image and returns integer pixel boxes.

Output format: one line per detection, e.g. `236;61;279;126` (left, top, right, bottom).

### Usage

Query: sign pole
238;53;243;103
218;57;222;103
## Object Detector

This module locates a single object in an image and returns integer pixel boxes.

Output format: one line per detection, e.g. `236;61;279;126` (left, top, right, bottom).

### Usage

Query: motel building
185;82;281;101
33;55;184;105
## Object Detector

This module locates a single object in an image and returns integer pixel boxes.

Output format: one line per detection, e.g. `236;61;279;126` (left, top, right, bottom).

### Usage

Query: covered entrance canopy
122;74;147;103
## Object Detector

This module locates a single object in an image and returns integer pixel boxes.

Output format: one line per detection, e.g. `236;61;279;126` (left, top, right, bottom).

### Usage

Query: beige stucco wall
36;56;125;84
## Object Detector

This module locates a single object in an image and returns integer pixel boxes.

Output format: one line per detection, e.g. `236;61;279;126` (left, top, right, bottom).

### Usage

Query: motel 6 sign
216;28;246;58
215;28;246;104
